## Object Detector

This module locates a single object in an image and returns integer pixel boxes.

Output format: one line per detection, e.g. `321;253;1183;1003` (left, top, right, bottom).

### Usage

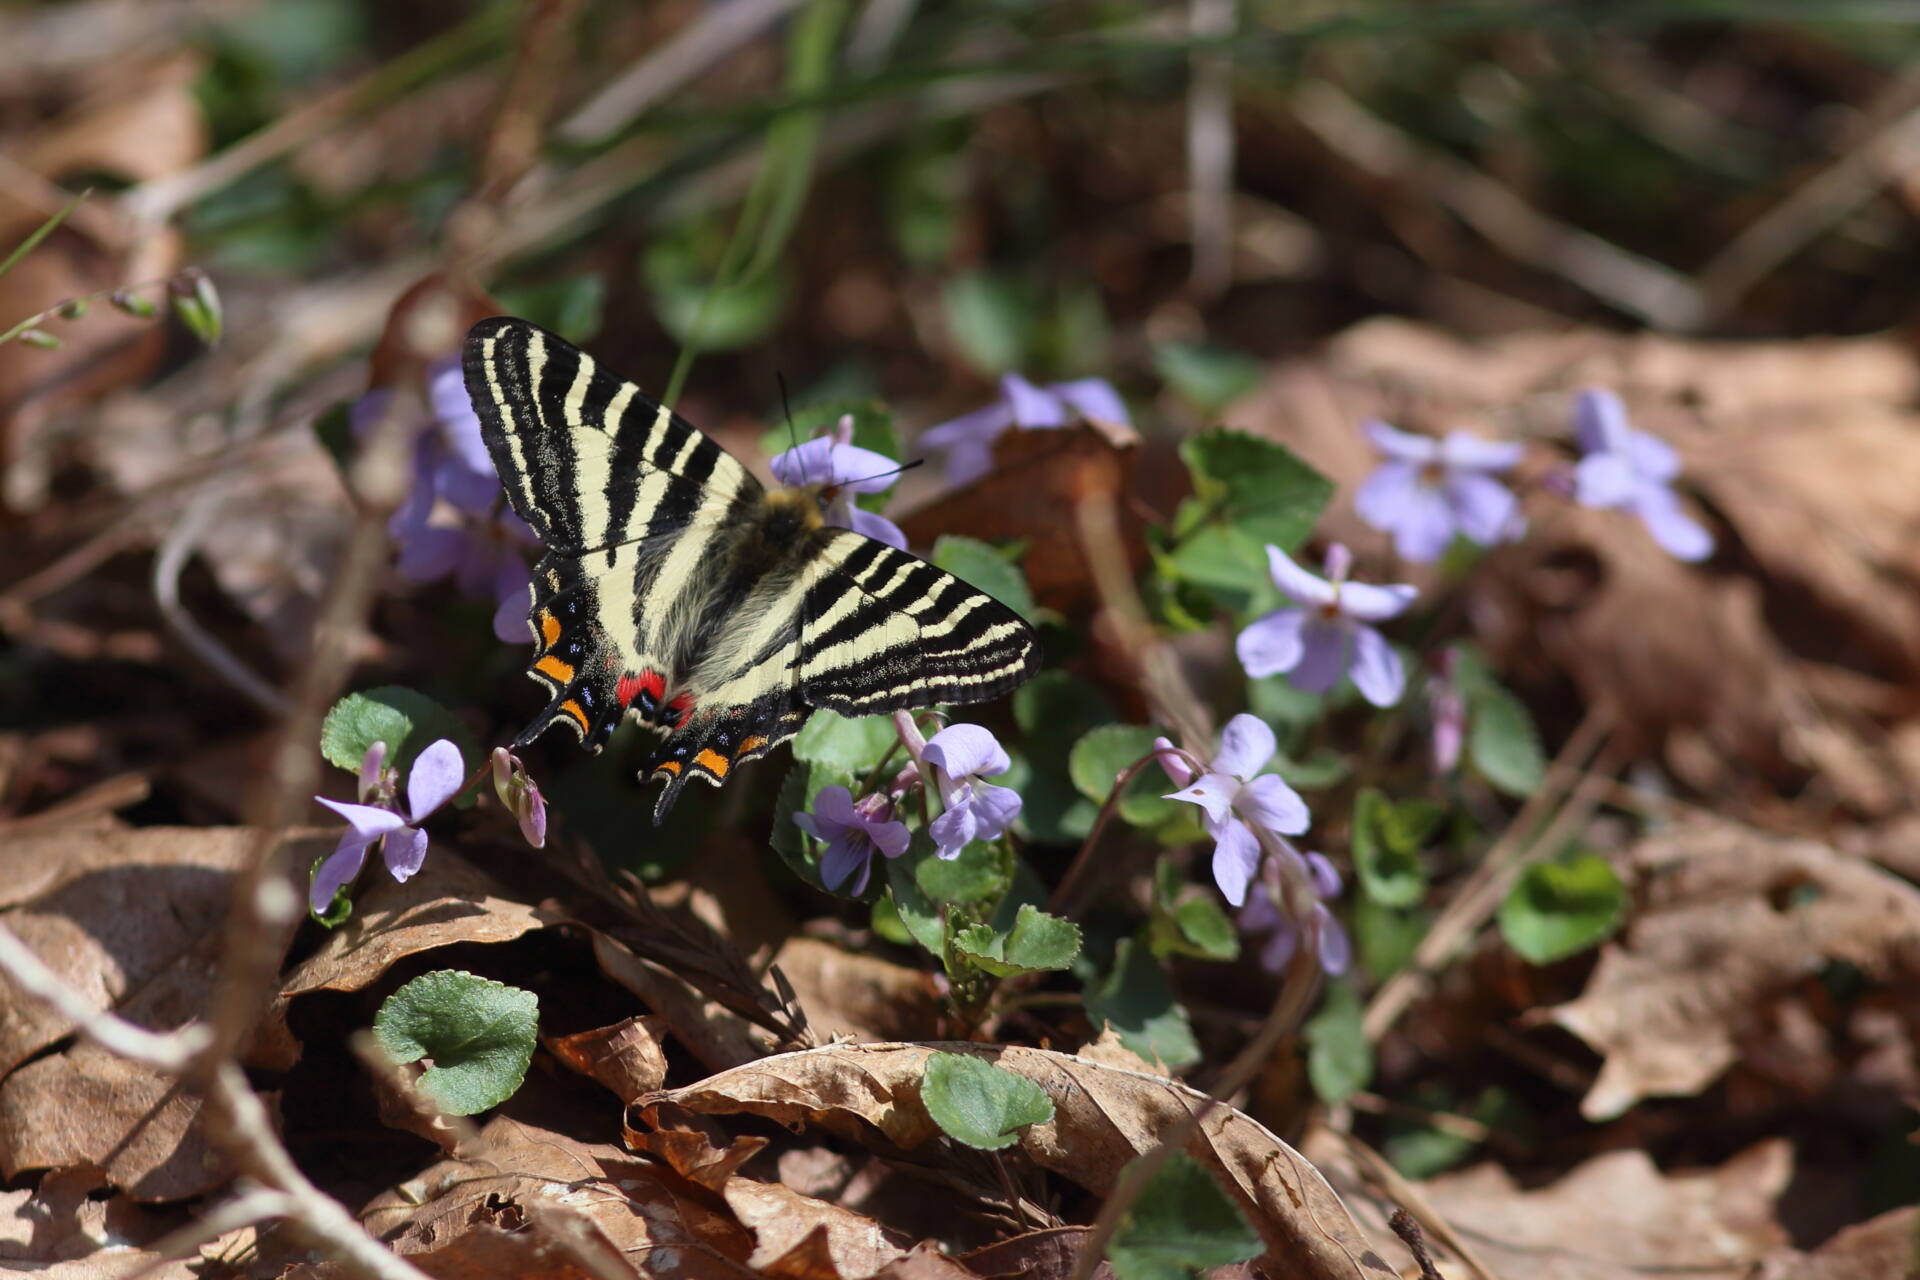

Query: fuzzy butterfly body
462;317;1039;821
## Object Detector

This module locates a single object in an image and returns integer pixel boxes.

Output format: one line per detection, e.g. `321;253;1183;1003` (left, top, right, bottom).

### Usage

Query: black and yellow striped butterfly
463;317;1038;821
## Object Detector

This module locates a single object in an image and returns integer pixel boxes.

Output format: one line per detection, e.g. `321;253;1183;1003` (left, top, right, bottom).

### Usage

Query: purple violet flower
1236;543;1418;708
352;355;537;642
792;785;911;894
1239;850;1350;976
490;747;548;849
1428;648;1466;775
922;723;1024;860
311;738;465;912
919;373;1129;487
770;414;907;549
1155;714;1310;907
1571;388;1713;562
1355;420;1524;562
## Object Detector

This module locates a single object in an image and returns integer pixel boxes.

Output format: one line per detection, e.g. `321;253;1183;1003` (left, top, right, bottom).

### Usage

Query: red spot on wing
617;670;666;707
666;692;695;729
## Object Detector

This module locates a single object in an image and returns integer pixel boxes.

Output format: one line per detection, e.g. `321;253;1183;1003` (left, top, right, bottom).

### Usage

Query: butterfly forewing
465;316;758;553
463;317;1039;822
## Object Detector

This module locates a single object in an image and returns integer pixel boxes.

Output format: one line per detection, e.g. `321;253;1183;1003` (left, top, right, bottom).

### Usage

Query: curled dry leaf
962;1227;1113;1280
643;1042;1394;1279
547;1015;672;1104
1544;821;1920;1120
357;1114;758;1280
0;826;322;1200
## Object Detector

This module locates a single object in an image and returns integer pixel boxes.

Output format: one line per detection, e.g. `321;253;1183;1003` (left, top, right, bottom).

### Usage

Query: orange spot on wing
654;760;682;777
540;612;562;648
535;654;575;683
694;749;730;778
559;699;589;732
737;735;767;757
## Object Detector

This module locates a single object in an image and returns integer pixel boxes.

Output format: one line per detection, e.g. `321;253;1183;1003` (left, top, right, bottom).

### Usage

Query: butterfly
462;317;1039;822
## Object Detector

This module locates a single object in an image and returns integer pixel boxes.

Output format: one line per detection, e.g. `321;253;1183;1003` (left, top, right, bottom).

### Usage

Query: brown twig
1389;1208;1448;1280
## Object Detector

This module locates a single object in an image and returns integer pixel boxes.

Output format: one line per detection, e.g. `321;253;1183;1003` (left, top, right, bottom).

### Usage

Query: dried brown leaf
645;1042;1394;1279
1416;1141;1793;1280
723;1178;909;1279
0;826;320;1200
767;939;940;1044
548;1015;672;1105
1753;1205;1920;1280
962;1228;1111;1280
1545;821;1920;1119
360;1115;757;1280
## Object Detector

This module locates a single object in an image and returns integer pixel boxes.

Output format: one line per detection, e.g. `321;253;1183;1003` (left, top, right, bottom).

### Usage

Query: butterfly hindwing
799;531;1037;714
464;317;1040;823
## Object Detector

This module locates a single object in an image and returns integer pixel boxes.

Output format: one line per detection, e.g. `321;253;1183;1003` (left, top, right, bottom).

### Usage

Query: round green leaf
373;970;538;1116
1068;724;1178;828
1085;939;1198;1070
1498;853;1627;965
921;1051;1053;1151
792;709;896;773
320;687;478;786
1468;684;1545;798
1304;980;1372;1107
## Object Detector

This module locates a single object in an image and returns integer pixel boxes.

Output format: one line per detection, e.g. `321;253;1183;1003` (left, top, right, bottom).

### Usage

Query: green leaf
931;536;1035;622
921;1051;1054;1151
952;904;1082;977
1467;683;1545;798
1085;939;1199;1070
870;893;913;946
1169;897;1239;961
169;270;223;346
494;273;606;342
1068;724;1178;828
1351;788;1426;909
1013;672;1116;844
1177;428;1332;555
1352;897;1427;980
1151;341;1262;413
372;970;538;1116
1305;981;1372;1106
884;830;947;956
320;687;478;788
942;271;1032;376
1381;797;1446;856
792;709;897;774
916;835;1008;907
1107;1152;1264;1280
312;399;353;472
643;218;790;353
1148;858;1239;961
1498;853;1627;965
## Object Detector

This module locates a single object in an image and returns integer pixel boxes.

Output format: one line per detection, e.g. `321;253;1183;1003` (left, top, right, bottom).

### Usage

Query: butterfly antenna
840;457;925;489
776;371;807;485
